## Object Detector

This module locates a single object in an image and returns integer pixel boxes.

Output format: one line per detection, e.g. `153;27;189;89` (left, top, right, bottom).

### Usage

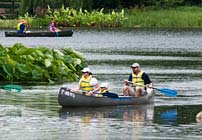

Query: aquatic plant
45;6;126;27
0;43;87;83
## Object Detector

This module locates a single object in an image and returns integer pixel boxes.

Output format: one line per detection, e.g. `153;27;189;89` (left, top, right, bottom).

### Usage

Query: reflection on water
154;105;202;125
59;104;202;126
59;105;154;123
159;109;177;125
58;105;154;140
0;105;22;117
0;103;202;139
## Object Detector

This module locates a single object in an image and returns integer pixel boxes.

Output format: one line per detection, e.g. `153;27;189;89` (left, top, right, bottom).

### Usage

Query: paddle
127;81;177;97
1;84;22;92
153;87;177;97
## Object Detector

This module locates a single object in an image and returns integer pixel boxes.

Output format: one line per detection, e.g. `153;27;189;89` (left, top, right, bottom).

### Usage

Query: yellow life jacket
17;23;22;30
96;88;108;97
80;75;93;93
132;71;145;88
101;88;108;93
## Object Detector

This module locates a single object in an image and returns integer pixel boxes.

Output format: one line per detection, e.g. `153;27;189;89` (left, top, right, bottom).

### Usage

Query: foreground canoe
58;87;154;107
5;30;73;37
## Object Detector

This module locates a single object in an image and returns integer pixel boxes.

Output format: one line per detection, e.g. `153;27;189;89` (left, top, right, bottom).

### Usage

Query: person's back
48;19;61;32
17;19;26;33
48;21;55;32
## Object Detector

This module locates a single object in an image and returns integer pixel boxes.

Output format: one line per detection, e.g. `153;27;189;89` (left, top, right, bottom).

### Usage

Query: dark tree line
18;0;202;16
70;0;202;9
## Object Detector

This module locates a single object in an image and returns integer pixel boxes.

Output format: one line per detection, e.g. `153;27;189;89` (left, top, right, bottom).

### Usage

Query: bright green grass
124;6;202;28
0;19;18;28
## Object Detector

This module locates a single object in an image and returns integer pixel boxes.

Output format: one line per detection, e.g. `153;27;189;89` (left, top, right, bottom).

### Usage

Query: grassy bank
0;19;18;29
124;6;202;28
1;6;202;29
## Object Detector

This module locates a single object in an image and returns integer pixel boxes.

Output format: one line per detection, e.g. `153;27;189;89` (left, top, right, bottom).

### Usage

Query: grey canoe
58;87;154;107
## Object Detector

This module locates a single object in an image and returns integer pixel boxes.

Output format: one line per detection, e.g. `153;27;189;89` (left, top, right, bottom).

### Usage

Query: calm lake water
0;28;202;140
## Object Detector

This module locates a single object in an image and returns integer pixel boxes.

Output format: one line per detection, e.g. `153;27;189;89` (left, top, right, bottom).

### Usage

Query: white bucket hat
100;82;109;88
131;63;140;68
81;67;92;73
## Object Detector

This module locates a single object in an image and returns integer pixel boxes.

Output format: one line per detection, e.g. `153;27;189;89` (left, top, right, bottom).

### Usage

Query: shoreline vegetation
1;6;202;29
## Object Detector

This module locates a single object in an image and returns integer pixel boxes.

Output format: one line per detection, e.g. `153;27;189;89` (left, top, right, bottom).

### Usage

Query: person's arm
49;27;54;32
93;83;100;93
124;74;132;86
88;78;100;95
70;79;81;92
49;24;55;32
142;72;153;88
78;79;81;90
128;74;132;82
20;24;25;32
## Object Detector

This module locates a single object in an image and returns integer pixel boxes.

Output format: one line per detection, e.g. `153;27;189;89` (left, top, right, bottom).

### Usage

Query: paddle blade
1;84;22;92
156;88;177;97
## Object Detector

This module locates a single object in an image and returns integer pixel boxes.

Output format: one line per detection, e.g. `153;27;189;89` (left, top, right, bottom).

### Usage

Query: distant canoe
58;87;154;107
5;30;73;37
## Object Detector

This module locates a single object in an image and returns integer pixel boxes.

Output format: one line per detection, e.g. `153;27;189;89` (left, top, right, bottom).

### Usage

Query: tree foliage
18;0;202;17
19;0;64;16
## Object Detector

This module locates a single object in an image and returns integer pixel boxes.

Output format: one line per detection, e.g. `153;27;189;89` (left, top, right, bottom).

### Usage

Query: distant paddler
17;19;27;33
48;19;61;33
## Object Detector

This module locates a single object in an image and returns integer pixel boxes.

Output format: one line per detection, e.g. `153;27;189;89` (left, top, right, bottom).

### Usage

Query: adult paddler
123;63;153;96
17;19;26;33
78;67;100;96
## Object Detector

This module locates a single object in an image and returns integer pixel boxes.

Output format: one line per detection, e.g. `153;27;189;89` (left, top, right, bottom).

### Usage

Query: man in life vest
17;19;26;33
79;67;100;96
123;63;153;96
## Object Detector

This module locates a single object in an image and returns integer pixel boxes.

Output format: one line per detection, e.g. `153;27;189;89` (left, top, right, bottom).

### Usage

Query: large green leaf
2;64;14;78
0;45;7;56
7;58;16;66
31;66;45;80
35;50;44;58
53;49;64;60
44;59;52;67
16;63;31;74
15;47;31;55
63;55;75;63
